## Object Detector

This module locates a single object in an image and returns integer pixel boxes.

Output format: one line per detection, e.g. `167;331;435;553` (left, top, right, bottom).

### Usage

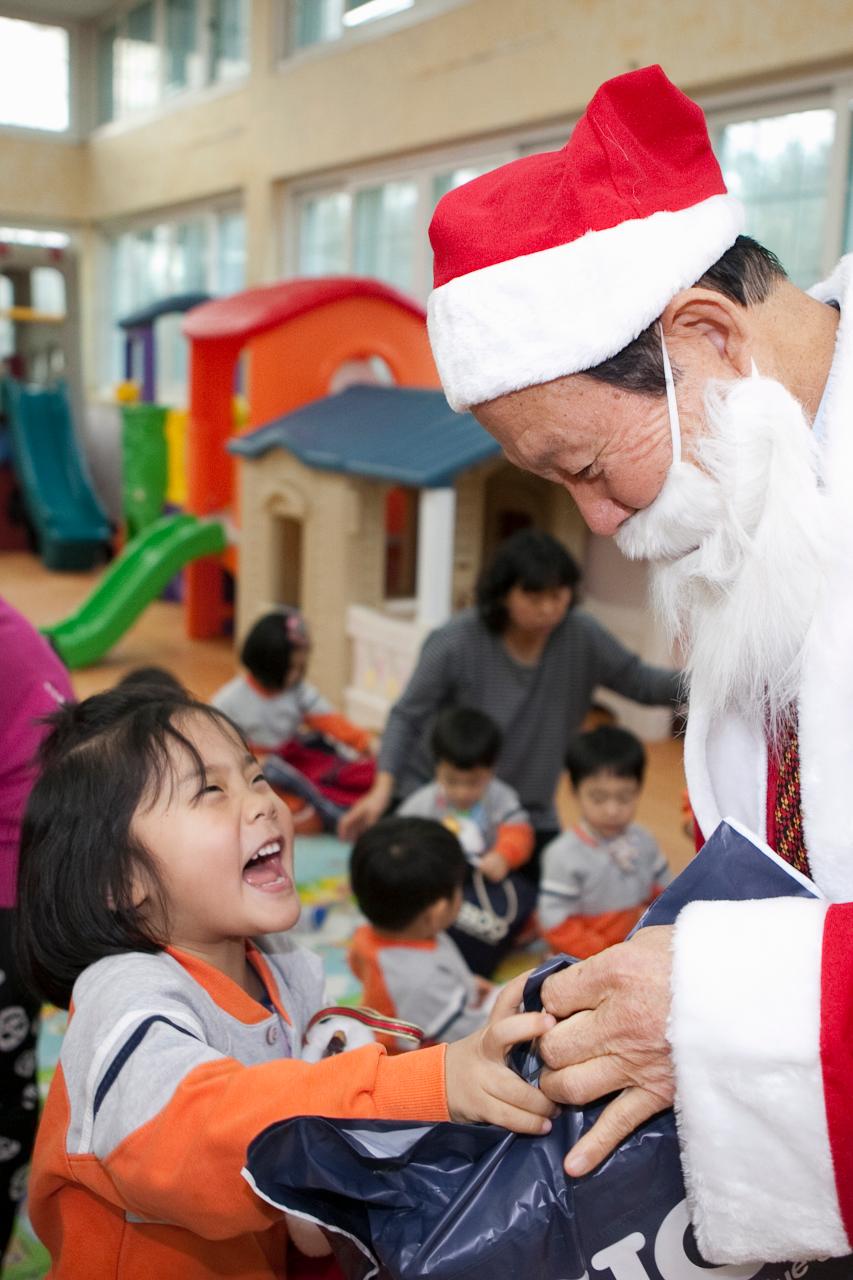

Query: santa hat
427;65;744;411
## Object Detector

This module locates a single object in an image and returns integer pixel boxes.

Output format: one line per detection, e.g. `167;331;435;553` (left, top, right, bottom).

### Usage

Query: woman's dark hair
431;706;502;770
475;529;581;633
17;685;250;1009
240;609;309;692
564;725;646;789
585;236;786;396
350;816;466;933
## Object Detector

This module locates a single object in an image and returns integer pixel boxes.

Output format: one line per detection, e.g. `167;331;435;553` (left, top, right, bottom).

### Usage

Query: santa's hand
537;926;675;1175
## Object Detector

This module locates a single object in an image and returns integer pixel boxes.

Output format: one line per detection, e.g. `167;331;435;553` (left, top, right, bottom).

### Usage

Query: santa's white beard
615;374;828;742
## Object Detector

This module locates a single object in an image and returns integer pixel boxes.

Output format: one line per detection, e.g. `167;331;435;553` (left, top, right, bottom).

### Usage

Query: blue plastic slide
4;380;112;570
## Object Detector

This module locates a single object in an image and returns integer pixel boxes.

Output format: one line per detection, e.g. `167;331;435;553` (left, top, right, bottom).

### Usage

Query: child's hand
479;850;510;882
444;974;559;1133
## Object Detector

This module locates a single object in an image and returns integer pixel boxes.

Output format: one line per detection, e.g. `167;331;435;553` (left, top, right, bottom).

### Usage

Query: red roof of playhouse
181;277;426;343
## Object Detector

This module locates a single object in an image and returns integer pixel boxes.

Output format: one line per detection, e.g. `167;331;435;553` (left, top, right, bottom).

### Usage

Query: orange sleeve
98;1044;447;1240
542;906;644;959
493;822;535;869
305;711;371;754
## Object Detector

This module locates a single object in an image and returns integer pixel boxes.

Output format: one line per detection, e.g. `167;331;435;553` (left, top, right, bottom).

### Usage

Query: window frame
97;197;246;399
279;0;473;63
284;139;517;299
90;0;250;134
283;69;853;306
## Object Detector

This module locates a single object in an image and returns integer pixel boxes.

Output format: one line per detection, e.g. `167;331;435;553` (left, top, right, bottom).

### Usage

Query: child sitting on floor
212;607;375;832
349;816;497;1049
18;687;555;1280
538;725;672;958
399;708;537;977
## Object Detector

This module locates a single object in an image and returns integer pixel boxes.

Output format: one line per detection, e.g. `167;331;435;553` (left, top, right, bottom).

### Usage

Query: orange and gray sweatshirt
29;940;447;1279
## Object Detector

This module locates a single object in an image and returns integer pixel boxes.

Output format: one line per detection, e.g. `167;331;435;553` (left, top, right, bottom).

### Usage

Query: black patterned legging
0;908;39;1269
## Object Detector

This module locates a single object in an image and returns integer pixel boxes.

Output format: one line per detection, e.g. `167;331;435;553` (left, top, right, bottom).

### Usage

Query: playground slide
42;513;227;669
4;381;112;571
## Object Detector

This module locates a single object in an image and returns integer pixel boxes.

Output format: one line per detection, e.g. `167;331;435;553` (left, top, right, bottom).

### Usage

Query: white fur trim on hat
669;894;849;1264
427;193;744;411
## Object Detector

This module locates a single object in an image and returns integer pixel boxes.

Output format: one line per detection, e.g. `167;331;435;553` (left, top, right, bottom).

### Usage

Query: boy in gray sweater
538;726;671;958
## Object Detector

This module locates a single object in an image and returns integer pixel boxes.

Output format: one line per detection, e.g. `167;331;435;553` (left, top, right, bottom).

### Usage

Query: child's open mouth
243;840;291;892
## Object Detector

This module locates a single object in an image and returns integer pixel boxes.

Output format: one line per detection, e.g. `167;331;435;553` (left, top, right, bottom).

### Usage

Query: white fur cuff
670;896;848;1263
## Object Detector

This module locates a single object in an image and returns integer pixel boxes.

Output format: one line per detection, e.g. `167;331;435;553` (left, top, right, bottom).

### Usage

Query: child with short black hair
19;687;556;1279
212;607;375;830
538;724;672;958
349;817;497;1047
399;707;537;976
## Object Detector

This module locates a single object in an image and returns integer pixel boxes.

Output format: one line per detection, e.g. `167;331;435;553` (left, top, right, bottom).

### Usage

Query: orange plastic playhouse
180;277;440;639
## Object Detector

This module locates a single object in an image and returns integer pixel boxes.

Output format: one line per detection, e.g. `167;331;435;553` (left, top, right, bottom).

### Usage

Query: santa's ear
661;288;753;378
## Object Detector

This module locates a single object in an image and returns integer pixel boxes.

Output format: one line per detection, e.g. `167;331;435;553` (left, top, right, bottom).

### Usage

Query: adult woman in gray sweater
339;531;682;863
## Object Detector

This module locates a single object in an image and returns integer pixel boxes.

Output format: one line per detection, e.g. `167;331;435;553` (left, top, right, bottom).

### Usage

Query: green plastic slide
42;513;227;669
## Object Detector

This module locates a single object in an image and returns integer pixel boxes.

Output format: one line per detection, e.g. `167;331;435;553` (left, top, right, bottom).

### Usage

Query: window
210;0;250;82
97;0;249;126
352;182;418;292
0;17;70;133
0;276;13;363
290;0;457;51
298;193;351;275
165;0;203;93
104;208;246;399
118;2;161;116
291;156;507;299
715;108;836;289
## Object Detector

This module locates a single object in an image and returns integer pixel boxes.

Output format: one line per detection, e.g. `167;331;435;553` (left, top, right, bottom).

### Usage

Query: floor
1;549;695;873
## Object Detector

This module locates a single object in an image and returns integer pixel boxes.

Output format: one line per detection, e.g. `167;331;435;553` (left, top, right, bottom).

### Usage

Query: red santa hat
427;65;744;411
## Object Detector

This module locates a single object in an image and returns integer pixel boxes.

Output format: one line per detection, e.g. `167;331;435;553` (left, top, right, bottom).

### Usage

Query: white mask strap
659;325;682;467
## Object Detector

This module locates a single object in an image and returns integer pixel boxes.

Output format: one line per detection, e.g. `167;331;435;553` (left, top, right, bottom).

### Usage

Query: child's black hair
564;725;646;789
350;816;466;933
431;706;501;771
116;666;186;696
475;529;581;633
240;609;308;692
17;685;252;1009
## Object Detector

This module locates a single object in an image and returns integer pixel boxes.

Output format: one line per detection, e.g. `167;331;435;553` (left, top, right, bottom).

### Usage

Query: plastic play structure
4;381;111;570
179;276;440;640
42;514;226;667
37;275;440;667
0;238;109;567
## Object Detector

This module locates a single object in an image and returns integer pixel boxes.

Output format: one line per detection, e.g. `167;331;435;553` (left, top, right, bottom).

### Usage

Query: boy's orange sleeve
493;821;535;869
304;711;372;755
96;1043;447;1241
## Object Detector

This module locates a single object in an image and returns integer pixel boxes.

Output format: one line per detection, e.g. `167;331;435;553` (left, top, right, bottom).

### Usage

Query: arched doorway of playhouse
482;463;553;560
261;485;308;614
269;513;303;608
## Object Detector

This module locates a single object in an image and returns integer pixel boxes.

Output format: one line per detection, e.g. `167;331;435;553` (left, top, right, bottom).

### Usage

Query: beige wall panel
87;86;252;222
248;0;853;179
0;135;87;224
82;0;853;229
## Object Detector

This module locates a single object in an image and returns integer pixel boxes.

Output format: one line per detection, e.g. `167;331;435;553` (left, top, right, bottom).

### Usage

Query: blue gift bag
245;821;852;1280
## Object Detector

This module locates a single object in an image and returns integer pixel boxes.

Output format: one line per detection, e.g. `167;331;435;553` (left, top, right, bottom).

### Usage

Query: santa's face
472;316;738;534
475;344;827;736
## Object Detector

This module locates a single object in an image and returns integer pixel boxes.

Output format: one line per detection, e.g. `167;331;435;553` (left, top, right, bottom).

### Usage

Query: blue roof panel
228;385;501;487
